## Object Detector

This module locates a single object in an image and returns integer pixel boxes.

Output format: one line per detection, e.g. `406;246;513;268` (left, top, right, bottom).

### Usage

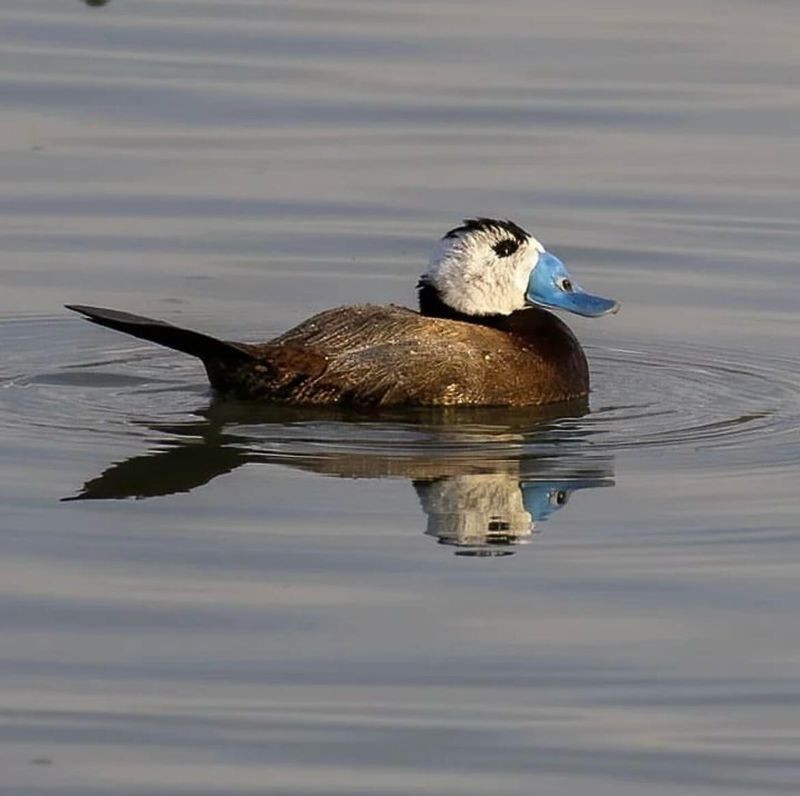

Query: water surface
1;1;799;794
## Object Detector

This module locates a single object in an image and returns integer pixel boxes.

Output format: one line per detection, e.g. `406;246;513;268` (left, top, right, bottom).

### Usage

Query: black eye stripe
493;239;519;258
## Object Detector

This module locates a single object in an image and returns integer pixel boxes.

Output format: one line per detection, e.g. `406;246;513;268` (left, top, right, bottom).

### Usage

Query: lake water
1;1;799;793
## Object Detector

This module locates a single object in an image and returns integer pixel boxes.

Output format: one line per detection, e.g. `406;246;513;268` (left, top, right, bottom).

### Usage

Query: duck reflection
416;474;605;557
65;399;614;555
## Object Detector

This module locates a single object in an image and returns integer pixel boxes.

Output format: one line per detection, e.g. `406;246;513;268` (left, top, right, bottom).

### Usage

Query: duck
66;218;618;407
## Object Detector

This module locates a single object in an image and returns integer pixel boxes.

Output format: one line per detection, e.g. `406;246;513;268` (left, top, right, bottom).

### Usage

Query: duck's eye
554;490;568;505
557;277;573;292
493;239;519;258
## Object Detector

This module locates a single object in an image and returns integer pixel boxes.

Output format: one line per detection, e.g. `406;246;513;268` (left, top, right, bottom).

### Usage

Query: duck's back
227;304;589;407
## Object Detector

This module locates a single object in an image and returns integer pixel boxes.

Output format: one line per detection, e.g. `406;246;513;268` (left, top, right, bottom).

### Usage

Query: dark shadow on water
64;398;614;555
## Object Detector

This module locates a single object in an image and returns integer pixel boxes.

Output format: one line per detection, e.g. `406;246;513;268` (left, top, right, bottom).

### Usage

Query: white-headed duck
67;218;618;407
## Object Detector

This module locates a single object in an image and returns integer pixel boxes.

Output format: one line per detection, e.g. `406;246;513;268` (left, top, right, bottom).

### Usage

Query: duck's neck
417;281;507;328
416;280;572;342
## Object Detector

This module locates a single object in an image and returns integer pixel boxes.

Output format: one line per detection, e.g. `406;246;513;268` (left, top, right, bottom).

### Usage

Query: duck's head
420;218;619;318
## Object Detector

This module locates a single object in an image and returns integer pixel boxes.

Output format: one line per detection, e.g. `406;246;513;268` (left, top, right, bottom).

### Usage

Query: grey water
1;0;799;793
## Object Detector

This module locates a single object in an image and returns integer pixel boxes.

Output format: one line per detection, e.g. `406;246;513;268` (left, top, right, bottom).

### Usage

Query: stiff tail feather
66;305;255;364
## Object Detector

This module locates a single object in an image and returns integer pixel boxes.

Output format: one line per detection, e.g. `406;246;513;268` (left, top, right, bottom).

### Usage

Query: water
1;1;799;793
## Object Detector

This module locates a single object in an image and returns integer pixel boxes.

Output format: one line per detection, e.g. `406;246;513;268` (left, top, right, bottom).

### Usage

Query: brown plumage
65;303;589;408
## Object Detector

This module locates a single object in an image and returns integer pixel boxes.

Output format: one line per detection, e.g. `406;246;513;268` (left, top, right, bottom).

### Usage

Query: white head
420;218;619;319
422;219;543;316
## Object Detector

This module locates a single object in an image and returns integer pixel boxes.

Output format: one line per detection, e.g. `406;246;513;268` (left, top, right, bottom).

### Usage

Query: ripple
586;342;800;465
1;316;798;472
0;317;205;447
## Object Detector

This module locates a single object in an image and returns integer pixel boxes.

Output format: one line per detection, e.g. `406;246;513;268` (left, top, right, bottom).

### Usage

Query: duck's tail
66;305;255;367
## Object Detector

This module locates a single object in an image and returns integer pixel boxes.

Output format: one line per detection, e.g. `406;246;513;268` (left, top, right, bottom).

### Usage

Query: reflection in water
416;475;607;557
65;400;614;555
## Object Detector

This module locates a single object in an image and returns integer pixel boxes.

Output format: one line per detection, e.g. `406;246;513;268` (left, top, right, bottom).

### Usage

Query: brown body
212;304;589;407
67;303;590;408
